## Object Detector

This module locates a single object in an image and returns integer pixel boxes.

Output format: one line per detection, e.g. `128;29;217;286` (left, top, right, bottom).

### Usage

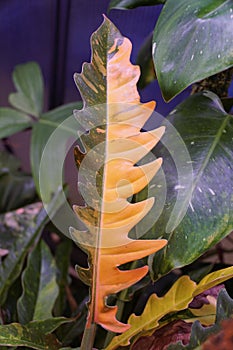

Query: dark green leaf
17;241;59;324
137;33;157;89
150;92;233;279
54;239;73;316
30;101;82;197
168;289;233;349
108;0;165;11
0;203;44;305
221;97;233;113
9;62;44;117
26;317;74;335
0;323;61;350
0;190;63;305
0;108;32;138
153;0;233;101
3;277;23;323
0;151;36;212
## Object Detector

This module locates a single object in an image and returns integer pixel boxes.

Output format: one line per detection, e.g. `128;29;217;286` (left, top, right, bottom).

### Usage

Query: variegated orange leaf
71;16;167;334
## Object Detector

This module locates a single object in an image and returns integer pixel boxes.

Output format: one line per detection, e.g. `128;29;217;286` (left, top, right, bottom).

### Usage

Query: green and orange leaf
71;17;167;333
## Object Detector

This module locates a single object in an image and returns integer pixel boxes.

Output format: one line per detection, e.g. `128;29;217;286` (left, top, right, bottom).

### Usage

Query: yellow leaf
106;276;196;349
107;266;233;348
188;302;217;326
194;266;233;296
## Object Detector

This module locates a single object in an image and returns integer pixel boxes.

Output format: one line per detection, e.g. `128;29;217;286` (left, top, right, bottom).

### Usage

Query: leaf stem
80;323;97;350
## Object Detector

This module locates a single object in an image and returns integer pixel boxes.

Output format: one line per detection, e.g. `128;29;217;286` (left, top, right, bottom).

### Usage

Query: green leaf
136;33;157;89
108;0;165;10
0;152;36;213
9;62;44;117
0;108;32;138
150;91;233;279
17;241;59;324
168;289;233;349
0;323;61;350
54;239;73;316
153;0;233;101
0;190;63;306
30;101;82;197
0;203;43;305
26;317;74;335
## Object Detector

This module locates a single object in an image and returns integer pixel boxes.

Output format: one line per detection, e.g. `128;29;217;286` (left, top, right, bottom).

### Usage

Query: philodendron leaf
0;151;36;213
54;239;73;316
31;101;82;197
106;266;233;349
150;91;233;279
153;0;233;101
0;203;43;305
137;32;157;89
0;323;61;350
17;240;59;324
0;190;64;305
168;289;233;349
108;0;165;11
71;16;167;333
0;107;32;138
9;62;44;117
26;317;75;335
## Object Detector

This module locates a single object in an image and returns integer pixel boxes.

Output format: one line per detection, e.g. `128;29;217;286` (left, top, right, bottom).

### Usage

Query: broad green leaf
71;16;167;335
17;240;59;324
9;62;44;117
150;92;233;279
168;289;233;349
0;151;36;213
0;190;63;305
136;33;156;89
26;317;74;335
0;107;32;138
106;267;233;349
0;323;61;350
153;0;233;101
31;101;82;197
0;203;43;305
108;0;165;11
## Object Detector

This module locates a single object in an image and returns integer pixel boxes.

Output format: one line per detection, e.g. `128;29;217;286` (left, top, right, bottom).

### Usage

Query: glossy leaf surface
0;323;61;350
0;107;32;138
72;17;167;333
108;0;165;11
0;203;43;305
0;190;64;305
9;62;44;117
136;33;156;89
17;240;59;324
0;152;36;213
106;267;233;349
31;101;82;198
150;92;233;279
153;0;233;101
